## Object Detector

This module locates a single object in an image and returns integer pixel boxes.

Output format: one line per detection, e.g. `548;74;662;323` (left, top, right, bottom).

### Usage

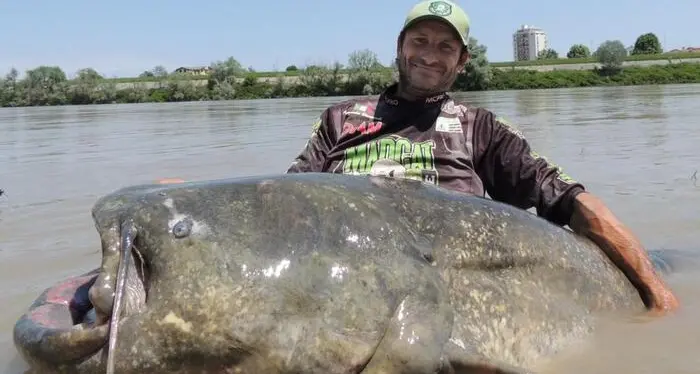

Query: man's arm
570;192;679;314
474;112;584;226
286;108;335;173
474;112;679;314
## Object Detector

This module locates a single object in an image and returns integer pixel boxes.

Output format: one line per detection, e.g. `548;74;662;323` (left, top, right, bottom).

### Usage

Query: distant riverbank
2;62;700;107
106;55;700;89
101;51;700;85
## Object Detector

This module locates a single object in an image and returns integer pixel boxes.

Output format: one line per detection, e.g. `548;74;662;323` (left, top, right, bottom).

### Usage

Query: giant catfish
13;173;682;373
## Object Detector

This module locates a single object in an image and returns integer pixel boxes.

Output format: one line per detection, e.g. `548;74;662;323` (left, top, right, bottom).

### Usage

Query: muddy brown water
1;84;698;373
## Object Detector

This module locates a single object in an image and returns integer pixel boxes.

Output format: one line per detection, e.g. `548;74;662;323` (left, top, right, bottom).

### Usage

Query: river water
1;84;698;373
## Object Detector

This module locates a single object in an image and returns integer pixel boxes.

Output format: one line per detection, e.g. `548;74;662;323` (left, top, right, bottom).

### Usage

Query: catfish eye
172;217;193;238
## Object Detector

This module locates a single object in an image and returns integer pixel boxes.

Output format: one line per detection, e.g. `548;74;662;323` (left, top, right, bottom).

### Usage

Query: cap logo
428;1;452;16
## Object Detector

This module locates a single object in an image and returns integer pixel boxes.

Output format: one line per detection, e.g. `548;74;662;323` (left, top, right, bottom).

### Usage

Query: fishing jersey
286;83;586;227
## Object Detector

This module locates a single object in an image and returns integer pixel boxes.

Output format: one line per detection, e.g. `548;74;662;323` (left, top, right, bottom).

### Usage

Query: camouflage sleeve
285;108;336;173
473;111;586;226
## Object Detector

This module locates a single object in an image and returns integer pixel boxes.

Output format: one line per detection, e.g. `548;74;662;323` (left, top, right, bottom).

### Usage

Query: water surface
1;84;698;373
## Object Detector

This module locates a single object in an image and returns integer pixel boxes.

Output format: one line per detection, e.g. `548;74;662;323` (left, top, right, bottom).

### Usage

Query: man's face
397;19;470;96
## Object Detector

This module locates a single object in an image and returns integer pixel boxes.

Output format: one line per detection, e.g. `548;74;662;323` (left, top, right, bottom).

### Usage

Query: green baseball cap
402;0;471;47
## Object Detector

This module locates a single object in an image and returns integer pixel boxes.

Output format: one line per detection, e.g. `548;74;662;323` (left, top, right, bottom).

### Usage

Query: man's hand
569;192;680;315
643;278;680;316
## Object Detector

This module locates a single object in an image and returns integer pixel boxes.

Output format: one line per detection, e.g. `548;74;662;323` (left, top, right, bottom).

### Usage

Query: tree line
1;33;697;108
535;32;665;62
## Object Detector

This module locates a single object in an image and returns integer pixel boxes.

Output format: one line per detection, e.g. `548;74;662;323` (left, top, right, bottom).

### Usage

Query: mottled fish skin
386;178;643;371
16;173;454;374
13;173;675;374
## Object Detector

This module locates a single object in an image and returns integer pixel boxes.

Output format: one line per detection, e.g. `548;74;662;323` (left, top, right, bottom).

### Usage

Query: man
285;0;679;315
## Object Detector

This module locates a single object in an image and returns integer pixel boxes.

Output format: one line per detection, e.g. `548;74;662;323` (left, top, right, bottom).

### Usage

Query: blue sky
0;0;697;78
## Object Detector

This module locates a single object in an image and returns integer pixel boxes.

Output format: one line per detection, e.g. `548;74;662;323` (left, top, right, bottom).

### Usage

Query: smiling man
286;0;679;315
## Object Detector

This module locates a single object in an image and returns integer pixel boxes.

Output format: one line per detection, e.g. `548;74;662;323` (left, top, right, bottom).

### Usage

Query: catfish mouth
93;240;151;327
73;244;151;327
12;236;152;371
100;231;152;373
81;222;153;374
76;241;152;347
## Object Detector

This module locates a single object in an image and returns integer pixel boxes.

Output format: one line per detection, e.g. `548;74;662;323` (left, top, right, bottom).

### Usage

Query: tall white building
512;25;549;61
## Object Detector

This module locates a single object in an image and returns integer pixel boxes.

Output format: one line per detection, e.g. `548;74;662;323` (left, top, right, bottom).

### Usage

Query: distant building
173;66;212;76
512;25;548;61
667;46;700;53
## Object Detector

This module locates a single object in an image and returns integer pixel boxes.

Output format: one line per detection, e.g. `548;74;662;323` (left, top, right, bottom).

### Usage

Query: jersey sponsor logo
425;93;446;103
341;121;383;136
434;116;462;133
344;102;382;123
441;101;468;116
295;116;323;156
345;103;379;119
529;150;577;184
310;117;322;135
495;113;578;185
383;97;399;106
382;93;446;106
341;135;438;185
